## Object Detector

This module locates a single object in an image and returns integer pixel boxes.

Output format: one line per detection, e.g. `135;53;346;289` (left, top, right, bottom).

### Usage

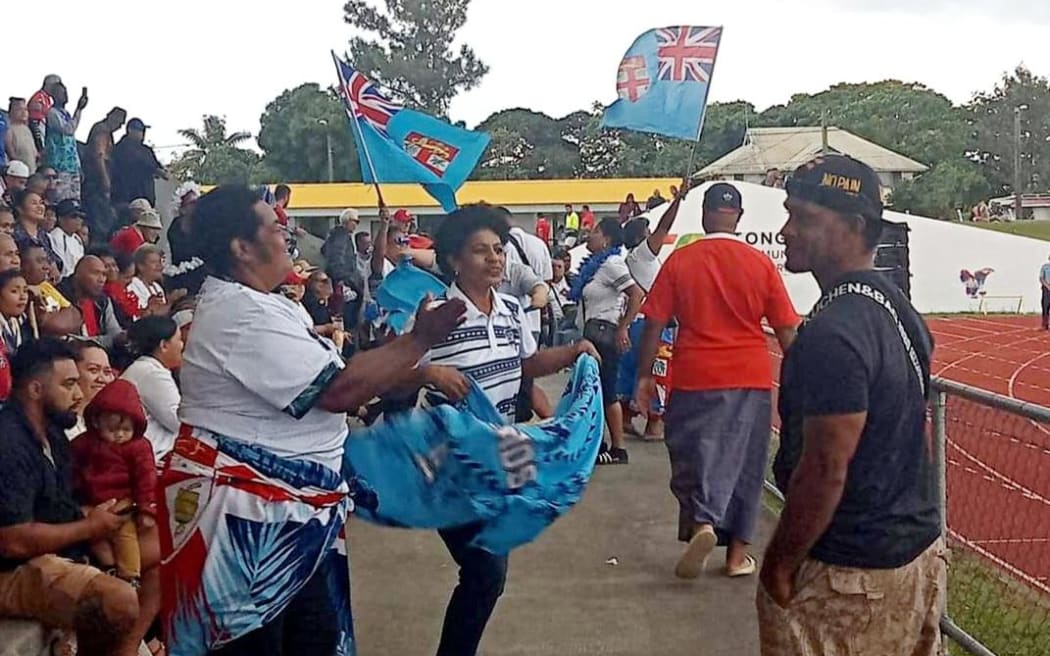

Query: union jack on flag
334;57;402;137
656;26;721;82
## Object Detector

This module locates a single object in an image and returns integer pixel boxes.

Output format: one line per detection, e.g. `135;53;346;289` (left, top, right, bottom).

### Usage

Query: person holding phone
44;82;87;202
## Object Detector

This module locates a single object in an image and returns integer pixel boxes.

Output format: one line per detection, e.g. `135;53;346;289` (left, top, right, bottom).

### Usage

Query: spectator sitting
302;269;346;351
23;172;48;201
0;204;15;235
42;202;57;234
2;160;30;203
164;182;205;295
97;248;139;326
50;198;86;278
66;337;116;440
0;233;19;271
127;244;165;313
78;221;90;247
0;269;33;356
4;99;37;173
70;378;157;587
59;255;123;349
38;166;59;204
119;316;183;460
110;207;162;259
10;188;61;271
0;338;148;656
21;243;82;340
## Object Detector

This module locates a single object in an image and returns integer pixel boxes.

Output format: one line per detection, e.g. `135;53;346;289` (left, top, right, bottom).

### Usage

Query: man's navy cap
702;182;743;212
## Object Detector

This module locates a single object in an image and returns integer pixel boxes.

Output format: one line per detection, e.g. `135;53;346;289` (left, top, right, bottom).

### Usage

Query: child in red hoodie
71;379;157;585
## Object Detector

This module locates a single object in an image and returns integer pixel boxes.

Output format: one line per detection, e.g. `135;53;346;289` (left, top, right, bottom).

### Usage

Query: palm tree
170;115;257;184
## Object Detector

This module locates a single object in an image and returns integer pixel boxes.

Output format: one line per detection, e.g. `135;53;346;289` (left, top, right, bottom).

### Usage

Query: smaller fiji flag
332;52;490;212
602;26;723;141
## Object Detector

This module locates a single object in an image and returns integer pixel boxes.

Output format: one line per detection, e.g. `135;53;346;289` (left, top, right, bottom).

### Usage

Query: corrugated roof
697;127;928;176
264;178;679;211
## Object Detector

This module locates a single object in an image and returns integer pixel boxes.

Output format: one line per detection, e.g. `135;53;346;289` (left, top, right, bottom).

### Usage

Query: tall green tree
169;115;269;185
257;83;361;183
474;108;577;179
344;0;488;116
968;66;1050;199
757;81;969;167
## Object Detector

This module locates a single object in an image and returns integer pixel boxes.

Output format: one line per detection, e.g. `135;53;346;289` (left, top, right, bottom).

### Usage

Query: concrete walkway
349;377;776;656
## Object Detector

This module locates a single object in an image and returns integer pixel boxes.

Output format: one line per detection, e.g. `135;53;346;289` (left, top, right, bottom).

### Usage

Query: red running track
769;315;1050;593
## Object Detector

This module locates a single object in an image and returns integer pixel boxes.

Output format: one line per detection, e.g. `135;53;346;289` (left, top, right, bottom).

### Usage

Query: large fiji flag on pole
601;26;723;141
332;52;490;212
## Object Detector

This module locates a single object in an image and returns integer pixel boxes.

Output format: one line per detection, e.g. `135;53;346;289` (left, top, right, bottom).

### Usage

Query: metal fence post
933;390;948;541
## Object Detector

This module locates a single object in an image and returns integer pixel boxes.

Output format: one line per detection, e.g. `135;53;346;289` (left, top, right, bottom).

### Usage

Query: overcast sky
4;0;1048;163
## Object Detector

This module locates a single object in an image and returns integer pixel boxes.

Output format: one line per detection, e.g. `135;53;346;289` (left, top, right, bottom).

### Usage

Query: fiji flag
332;53;490;211
601;26;723;141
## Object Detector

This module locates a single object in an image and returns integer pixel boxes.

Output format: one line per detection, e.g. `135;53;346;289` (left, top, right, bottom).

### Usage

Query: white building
697;127;928;202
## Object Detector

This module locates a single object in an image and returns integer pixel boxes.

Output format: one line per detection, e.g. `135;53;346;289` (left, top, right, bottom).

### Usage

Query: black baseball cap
703;182;743;213
786;154;884;223
127;118;150;131
55;198;86;218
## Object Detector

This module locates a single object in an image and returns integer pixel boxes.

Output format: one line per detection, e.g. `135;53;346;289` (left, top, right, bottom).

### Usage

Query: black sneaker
597;447;629;465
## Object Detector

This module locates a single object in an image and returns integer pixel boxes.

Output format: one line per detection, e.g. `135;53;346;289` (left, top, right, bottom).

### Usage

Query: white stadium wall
606;181;1050;315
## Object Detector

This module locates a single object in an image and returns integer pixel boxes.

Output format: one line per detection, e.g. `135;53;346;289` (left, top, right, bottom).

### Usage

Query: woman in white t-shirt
404;204;597;656
570;218;644;465
119;315;184;461
158;185;466;655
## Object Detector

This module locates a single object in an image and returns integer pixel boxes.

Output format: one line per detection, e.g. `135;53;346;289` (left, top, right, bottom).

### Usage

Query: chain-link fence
765;341;1050;656
932;379;1050;656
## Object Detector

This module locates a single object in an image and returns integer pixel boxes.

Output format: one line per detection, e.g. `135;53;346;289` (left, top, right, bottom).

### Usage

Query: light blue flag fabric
373;257;448;334
333;53;490;212
601;26;723;141
343;355;604;555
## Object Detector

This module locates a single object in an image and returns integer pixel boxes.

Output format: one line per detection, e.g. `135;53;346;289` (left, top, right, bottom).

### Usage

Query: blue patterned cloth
344;355;604;554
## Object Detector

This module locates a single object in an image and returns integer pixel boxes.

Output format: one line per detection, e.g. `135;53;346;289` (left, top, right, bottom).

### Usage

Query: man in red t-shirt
636;183;799;581
110;207;162;258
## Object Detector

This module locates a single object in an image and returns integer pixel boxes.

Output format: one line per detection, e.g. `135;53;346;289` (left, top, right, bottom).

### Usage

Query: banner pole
684;25;724;183
332;51;387;209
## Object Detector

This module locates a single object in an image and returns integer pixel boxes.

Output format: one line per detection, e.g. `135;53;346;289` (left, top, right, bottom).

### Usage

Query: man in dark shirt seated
0;339;145;656
759;155;945;656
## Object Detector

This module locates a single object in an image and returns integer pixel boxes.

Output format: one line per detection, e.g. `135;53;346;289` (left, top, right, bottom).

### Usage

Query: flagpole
331;51;387;209
684;25;724;184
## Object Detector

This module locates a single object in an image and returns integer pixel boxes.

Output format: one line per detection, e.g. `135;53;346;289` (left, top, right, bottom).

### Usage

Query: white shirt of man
179;276;348;470
506;226;553;335
420;283;538;422
49;228;84;279
625;241;661;293
127;277;165;310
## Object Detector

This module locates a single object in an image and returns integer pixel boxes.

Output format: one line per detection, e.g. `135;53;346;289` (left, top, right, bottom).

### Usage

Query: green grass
967;220;1050;242
945;550;1050;656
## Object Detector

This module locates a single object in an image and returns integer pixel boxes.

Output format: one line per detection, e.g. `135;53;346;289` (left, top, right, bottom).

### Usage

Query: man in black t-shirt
0;339;150;656
758;155;945;656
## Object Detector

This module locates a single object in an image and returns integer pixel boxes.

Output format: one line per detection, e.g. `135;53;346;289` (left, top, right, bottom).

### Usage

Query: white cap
5;161;29;179
339;208;360;224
